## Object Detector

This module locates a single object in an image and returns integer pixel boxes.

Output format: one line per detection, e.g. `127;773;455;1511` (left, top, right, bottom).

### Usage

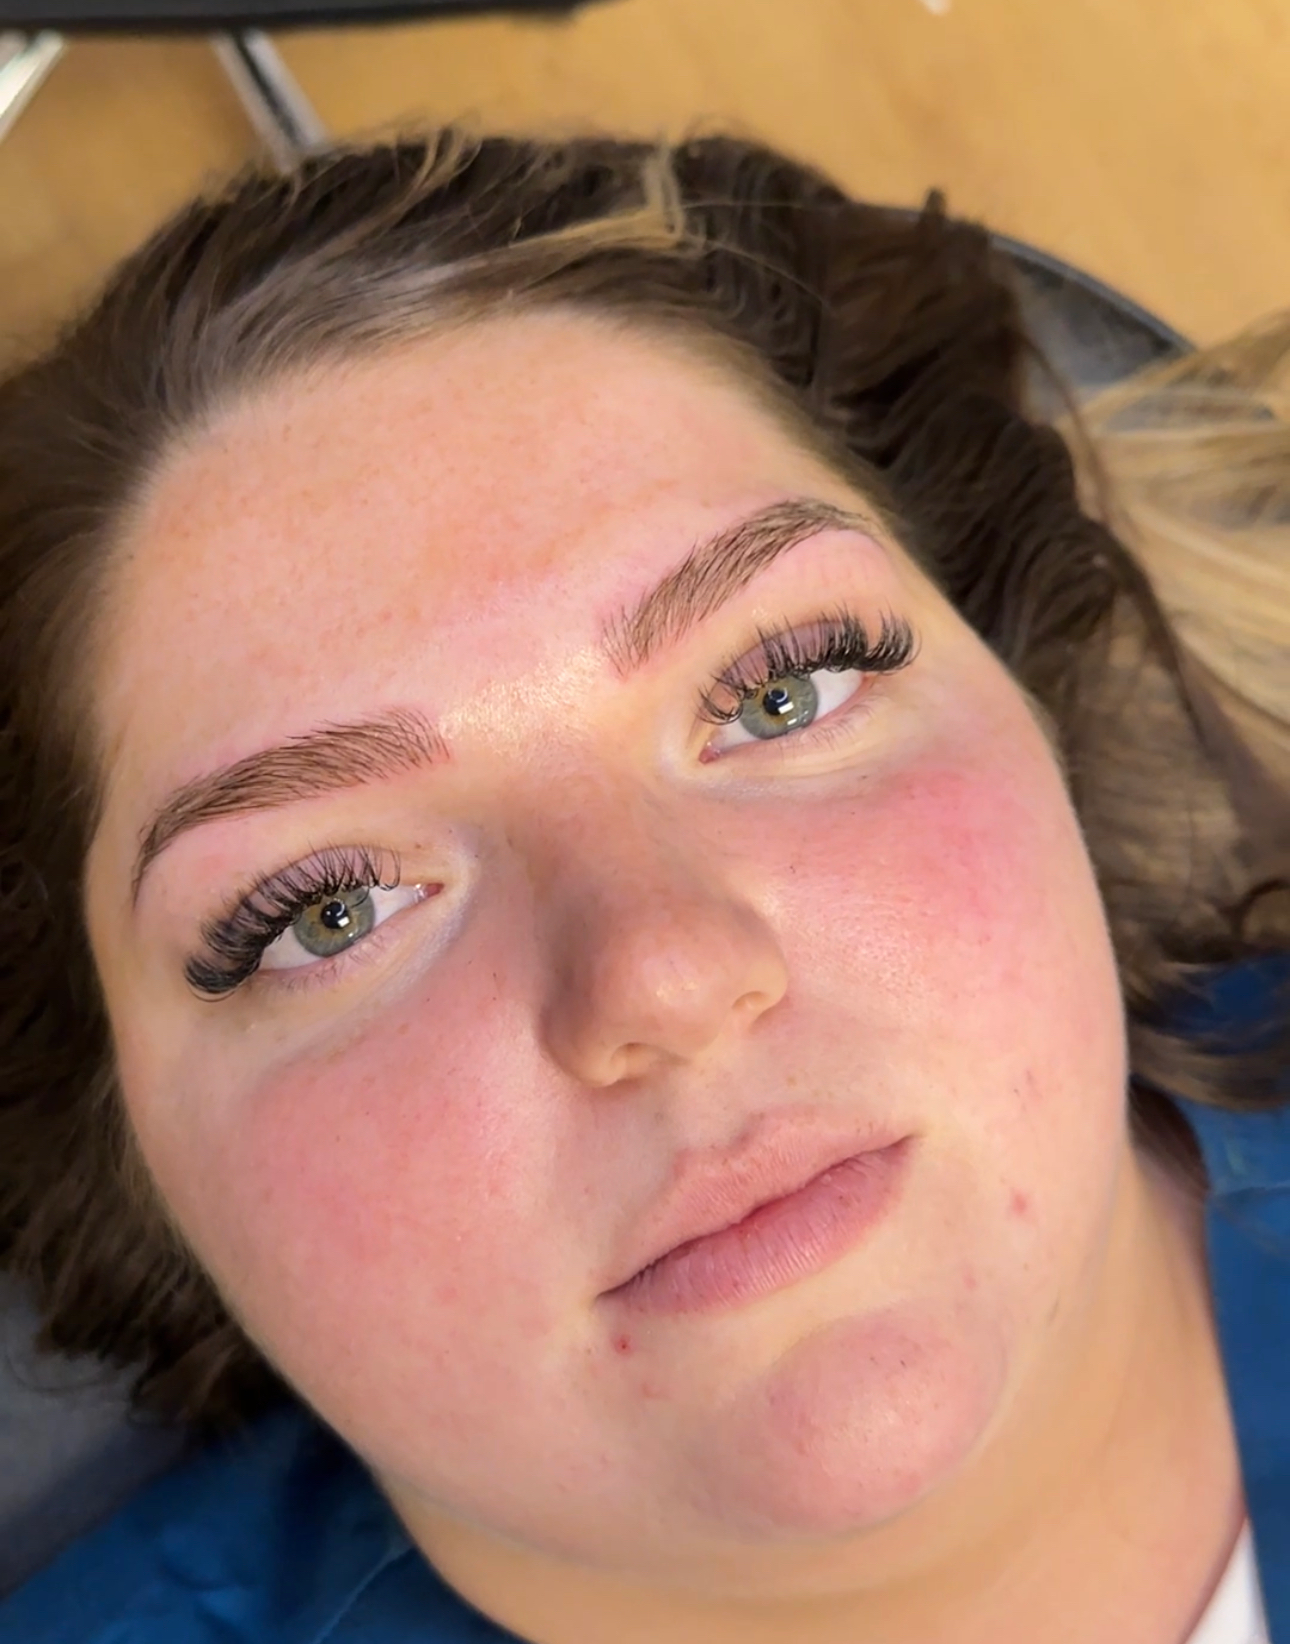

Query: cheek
764;721;1127;1241
779;725;1120;1054
133;957;566;1440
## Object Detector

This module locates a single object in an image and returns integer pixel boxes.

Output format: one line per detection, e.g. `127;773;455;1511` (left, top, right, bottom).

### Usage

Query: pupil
320;898;352;931
763;684;793;717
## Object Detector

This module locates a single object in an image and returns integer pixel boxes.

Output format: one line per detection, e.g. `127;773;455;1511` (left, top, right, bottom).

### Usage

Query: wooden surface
1;0;1287;358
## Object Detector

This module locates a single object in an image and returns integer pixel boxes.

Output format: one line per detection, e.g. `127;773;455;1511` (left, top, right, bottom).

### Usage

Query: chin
676;1301;1009;1550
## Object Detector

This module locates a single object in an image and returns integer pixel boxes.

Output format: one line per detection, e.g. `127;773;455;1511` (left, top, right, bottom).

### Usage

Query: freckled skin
85;314;1241;1643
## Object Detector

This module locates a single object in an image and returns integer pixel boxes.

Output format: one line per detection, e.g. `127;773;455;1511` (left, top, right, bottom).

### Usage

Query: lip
599;1115;912;1318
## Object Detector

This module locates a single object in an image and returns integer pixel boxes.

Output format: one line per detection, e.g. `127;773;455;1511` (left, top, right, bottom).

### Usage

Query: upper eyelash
186;844;401;999
697;608;918;725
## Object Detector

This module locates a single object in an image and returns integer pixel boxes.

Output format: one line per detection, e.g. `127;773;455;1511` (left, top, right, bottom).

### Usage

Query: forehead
120;310;835;619
99;311;861;750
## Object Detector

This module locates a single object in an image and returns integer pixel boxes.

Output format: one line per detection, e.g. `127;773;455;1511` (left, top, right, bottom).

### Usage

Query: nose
533;798;790;1088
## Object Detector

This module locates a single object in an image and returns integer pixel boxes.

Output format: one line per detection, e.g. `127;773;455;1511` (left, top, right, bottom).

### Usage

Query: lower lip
605;1138;913;1318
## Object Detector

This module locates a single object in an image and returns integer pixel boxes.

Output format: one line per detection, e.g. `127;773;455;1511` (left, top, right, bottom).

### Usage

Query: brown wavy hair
1;127;1287;1438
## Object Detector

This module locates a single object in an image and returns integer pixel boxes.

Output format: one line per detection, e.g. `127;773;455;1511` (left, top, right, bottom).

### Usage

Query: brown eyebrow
130;707;445;905
130;497;876;905
601;496;878;673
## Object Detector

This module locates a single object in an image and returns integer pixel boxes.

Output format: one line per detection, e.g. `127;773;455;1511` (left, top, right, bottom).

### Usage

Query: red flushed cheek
160;976;561;1415
775;746;1092;999
754;720;1125;1178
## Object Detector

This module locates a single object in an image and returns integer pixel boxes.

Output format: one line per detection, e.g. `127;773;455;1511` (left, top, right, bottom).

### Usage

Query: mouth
603;1134;913;1318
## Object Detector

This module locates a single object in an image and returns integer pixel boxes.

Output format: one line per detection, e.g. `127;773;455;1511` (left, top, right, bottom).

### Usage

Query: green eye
737;674;820;740
292;888;376;958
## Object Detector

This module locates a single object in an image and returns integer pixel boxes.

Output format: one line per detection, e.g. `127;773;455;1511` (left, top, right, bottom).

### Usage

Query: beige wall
1;0;1287;356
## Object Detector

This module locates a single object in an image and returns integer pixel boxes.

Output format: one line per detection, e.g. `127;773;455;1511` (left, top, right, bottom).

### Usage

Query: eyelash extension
697;608;919;726
184;612;912;999
186;844;401;1000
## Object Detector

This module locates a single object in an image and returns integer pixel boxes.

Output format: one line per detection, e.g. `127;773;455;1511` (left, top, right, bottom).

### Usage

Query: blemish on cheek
613;1332;633;1356
1009;1189;1032;1220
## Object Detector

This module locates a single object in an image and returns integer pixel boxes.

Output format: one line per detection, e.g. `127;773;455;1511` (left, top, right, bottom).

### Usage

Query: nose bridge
518;761;723;922
523;764;673;887
519;767;790;1087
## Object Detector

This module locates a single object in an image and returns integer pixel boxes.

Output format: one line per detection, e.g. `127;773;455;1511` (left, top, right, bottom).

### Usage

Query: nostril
605;1042;669;1085
734;986;781;1021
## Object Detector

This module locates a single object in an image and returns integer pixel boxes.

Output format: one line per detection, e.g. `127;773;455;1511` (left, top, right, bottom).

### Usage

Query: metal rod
212;29;328;170
0;32;66;146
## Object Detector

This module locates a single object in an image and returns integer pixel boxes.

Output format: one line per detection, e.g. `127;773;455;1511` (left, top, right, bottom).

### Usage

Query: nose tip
539;879;789;1088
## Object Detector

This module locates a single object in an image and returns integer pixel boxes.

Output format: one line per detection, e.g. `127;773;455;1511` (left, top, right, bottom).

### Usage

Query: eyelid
704;664;868;757
691;605;917;768
699;672;888;766
185;843;403;999
258;880;430;973
190;878;438;1002
248;887;433;1000
697;607;917;722
203;843;396;953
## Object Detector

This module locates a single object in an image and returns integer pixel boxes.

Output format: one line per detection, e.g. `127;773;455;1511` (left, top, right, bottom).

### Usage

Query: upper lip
599;1109;910;1297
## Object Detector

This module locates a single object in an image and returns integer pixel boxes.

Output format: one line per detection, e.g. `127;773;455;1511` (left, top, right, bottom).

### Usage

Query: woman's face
85;311;1134;1588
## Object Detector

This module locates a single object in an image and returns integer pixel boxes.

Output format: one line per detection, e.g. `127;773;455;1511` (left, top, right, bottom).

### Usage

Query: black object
998;228;1190;394
0;0;600;26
